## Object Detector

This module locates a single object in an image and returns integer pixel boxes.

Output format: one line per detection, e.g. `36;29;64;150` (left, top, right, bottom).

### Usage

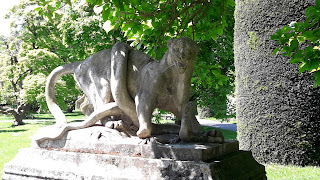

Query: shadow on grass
25;120;83;126
32;117;54;120
69;120;84;122
26;121;55;126
65;112;84;116
0;129;27;133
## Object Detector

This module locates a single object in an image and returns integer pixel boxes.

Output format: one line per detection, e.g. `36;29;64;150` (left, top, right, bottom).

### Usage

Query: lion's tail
45;62;81;126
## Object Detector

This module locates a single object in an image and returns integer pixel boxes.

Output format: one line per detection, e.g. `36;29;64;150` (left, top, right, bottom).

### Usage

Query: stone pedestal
3;126;266;179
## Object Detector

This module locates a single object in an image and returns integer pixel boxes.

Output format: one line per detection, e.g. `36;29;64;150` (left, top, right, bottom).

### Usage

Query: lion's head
167;37;199;74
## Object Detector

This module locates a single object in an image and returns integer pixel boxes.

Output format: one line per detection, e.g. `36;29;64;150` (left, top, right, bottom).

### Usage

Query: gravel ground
197;118;237;132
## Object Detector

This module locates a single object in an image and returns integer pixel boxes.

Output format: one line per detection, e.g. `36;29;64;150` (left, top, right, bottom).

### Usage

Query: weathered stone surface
32;126;237;162
4;126;266;179
3;147;266;180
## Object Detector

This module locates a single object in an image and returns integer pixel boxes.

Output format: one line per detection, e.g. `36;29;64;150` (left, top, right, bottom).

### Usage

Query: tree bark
235;0;320;165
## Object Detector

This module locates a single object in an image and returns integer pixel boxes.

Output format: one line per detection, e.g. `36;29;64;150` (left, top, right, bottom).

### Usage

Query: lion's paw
137;128;151;139
105;120;125;131
205;129;224;143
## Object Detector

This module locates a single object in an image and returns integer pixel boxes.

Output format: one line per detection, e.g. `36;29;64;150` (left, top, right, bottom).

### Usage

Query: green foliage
152;109;176;124
21;73;47;109
192;6;235;119
38;0;235;57
271;0;320;87
1;0;128;114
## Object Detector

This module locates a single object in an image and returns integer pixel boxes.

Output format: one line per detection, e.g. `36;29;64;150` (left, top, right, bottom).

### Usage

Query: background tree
0;35;48;125
0;0;127;124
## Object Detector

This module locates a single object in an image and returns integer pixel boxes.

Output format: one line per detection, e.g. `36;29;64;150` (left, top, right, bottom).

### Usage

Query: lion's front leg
135;94;154;138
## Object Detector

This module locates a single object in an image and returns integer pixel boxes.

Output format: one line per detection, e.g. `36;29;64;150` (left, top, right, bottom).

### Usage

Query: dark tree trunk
66;105;75;113
12;112;25;126
235;0;320;165
0;103;30;126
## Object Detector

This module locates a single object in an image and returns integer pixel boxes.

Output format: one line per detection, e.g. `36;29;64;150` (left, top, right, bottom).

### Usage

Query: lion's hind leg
179;101;225;143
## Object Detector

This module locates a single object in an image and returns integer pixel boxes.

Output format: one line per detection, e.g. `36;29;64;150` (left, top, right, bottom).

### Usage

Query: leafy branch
271;0;320;87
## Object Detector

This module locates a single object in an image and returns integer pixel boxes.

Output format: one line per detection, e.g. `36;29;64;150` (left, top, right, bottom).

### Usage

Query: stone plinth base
3;127;266;179
3;148;266;180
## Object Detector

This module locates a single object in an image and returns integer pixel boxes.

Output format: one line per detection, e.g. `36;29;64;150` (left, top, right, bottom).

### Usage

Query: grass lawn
265;164;320;179
0;121;54;179
1;115;320;179
31;111;85;120
0;111;85;122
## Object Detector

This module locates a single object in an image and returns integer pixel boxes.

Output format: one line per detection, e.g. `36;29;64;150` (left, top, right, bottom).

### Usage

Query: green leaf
113;0;124;11
273;47;280;55
87;0;96;4
289;57;302;64
226;0;236;6
137;43;142;50
297;36;305;42
313;70;320;87
299;63;308;73
34;7;42;11
102;7;111;21
95;0;103;6
290;39;299;50
271;34;278;40
55;1;61;8
217;27;223;36
281;46;290;53
305;46;313;54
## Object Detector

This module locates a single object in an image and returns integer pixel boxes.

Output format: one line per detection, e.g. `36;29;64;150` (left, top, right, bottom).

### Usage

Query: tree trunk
66;107;74;113
0;103;30;126
12;112;25;126
235;0;320;165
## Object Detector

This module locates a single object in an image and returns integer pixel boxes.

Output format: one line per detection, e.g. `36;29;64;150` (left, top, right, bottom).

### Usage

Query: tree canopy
37;0;235;56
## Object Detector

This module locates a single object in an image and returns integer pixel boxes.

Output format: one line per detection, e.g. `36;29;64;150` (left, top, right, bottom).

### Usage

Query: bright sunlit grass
265;164;320;179
0;121;53;179
0;115;14;121
31;111;85;120
0;111;85;122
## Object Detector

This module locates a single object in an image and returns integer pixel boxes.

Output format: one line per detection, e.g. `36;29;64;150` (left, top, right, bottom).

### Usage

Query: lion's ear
167;39;173;48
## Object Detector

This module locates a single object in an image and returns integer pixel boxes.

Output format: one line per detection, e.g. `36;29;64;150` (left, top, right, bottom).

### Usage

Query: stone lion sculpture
35;37;224;143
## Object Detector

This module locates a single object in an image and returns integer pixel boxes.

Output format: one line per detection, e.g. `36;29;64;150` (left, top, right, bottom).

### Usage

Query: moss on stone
247;31;259;49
